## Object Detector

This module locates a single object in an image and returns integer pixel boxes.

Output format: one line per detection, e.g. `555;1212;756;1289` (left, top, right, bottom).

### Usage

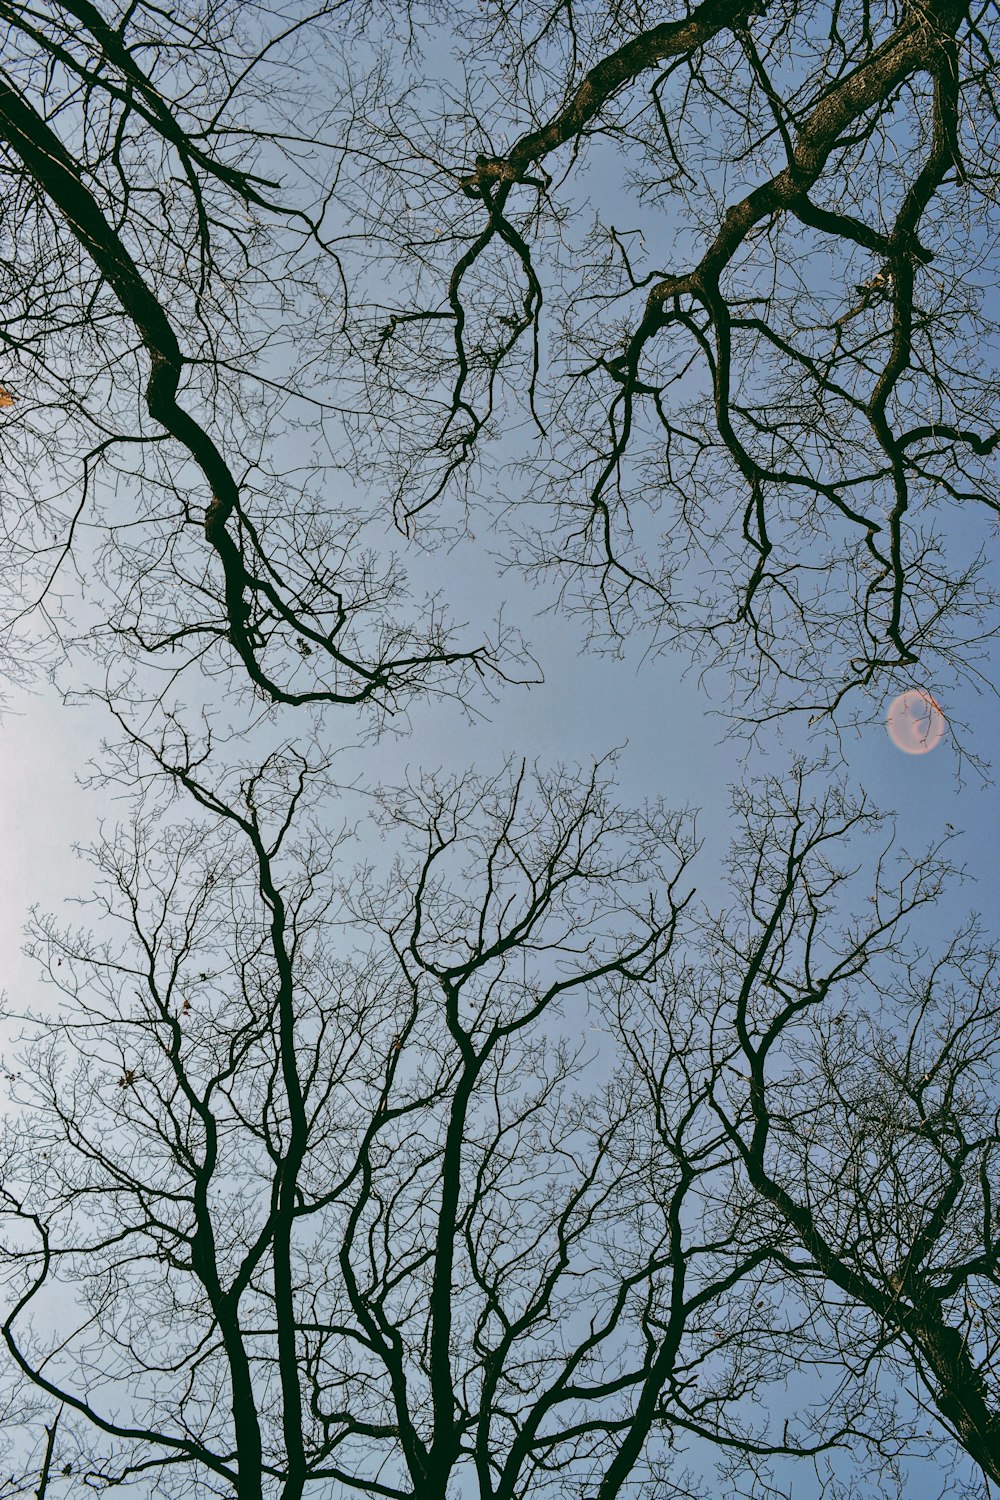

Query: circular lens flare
886;690;946;755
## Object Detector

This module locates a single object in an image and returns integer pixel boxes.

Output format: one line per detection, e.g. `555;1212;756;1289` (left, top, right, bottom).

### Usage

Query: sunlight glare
886;690;946;755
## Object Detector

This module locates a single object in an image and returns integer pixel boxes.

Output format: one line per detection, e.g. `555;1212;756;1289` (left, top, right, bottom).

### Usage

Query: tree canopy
1;0;998;720
0;2;998;1496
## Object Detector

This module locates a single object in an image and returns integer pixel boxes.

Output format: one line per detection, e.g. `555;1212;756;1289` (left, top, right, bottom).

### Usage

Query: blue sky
1;4;998;1492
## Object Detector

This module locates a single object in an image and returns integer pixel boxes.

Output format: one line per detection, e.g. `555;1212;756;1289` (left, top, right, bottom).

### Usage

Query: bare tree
4;2;1000;725
344;0;1000;725
0;741;893;1499
628;764;1000;1487
0;0;533;714
1;736;982;1497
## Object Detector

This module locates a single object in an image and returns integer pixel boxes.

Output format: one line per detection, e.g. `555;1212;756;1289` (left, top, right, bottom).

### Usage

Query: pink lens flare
886;690;946;755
